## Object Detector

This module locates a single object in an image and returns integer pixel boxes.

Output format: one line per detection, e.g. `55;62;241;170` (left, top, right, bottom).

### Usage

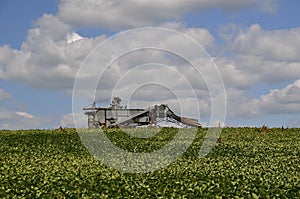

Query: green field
0;128;299;198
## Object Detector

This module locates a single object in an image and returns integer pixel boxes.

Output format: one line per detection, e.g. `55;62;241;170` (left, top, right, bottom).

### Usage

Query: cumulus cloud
0;12;216;92
1;19;219;121
2;1;300;128
225;80;300;118
215;57;252;89
60;112;87;128
225;88;261;118
58;0;276;29
34;14;72;41
237;55;300;84
71;27;225;123
233;24;300;62
220;23;300;86
0;108;53;129
0;14;107;90
1;12;221;124
259;79;300;114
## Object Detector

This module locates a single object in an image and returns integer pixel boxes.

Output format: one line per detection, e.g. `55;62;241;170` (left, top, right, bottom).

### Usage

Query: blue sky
0;0;300;129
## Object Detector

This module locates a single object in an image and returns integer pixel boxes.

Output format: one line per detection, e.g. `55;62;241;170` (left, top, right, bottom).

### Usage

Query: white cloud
215;57;252;89
233;24;300;62
34;14;72;41
258;79;300;114
160;22;216;48
70;26;226;123
181;27;215;49
221;23;300;86
0;90;55;129
0;14;107;90
15;111;34;119
239;55;300;84
66;32;84;44
0;108;53;129
60;112;87;128
0;14;216;93
1;14;220;125
224;80;300;118
225;88;261;118
58;0;276;29
2;6;300;128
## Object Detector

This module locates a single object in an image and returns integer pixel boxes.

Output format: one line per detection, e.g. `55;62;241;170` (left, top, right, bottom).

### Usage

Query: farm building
83;97;200;128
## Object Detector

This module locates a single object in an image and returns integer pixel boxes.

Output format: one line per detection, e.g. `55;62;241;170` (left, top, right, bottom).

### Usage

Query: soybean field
0;128;299;198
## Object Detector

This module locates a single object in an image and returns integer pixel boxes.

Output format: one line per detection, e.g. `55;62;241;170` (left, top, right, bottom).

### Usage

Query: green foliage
0;128;299;198
104;127;179;153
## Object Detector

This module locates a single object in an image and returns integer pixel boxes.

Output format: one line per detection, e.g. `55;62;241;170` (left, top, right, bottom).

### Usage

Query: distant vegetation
0;128;299;198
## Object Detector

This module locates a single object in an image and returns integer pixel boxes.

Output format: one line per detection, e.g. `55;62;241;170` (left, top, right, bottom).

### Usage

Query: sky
0;0;300;129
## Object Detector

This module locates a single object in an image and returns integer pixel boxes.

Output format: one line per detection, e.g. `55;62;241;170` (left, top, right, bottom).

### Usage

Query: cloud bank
1;0;299;128
58;0;277;29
